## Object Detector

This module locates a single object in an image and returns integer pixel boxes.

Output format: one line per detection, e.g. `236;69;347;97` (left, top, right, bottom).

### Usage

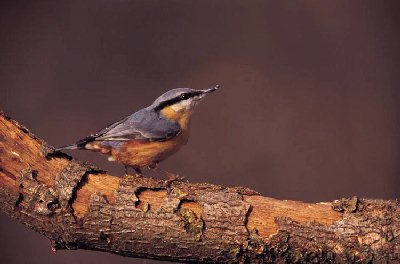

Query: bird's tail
55;136;95;151
54;144;80;151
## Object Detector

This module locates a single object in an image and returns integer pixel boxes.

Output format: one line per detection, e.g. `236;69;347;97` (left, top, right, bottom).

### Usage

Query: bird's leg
149;163;184;180
133;167;142;176
124;166;142;177
148;163;186;192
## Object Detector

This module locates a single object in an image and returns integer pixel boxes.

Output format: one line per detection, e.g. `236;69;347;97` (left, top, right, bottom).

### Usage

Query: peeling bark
0;112;399;263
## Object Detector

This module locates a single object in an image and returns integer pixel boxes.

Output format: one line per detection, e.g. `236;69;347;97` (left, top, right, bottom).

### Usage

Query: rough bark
0;111;399;263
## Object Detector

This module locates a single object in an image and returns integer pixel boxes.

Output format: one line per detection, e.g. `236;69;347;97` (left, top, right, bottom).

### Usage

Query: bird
56;85;219;178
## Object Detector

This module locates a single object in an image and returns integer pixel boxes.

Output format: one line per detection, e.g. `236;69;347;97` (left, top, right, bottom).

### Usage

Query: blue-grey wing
94;108;180;142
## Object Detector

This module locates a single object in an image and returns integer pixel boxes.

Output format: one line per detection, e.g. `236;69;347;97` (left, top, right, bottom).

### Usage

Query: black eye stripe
154;91;202;111
180;91;201;99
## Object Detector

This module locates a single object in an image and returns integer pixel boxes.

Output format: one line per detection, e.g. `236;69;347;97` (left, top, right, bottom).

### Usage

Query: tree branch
0;112;398;263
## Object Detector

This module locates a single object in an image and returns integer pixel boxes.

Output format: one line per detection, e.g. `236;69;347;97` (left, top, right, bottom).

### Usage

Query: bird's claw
164;174;187;193
168;174;186;182
124;173;138;178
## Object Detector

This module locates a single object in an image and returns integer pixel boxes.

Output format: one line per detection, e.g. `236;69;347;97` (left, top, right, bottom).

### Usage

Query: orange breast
97;107;193;168
113;130;189;167
113;107;192;167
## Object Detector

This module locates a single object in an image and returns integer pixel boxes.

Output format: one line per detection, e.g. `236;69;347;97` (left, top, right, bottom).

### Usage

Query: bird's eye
180;94;187;99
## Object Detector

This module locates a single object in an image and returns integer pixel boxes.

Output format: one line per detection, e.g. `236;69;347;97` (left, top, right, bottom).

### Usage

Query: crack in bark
68;173;89;209
0;167;16;180
14;192;24;208
54;159;104;221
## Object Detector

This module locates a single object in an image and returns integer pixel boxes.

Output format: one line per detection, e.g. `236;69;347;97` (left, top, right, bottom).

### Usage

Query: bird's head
151;85;219;124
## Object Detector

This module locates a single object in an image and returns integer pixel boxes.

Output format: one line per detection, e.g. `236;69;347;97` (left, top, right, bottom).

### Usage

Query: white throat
170;99;195;112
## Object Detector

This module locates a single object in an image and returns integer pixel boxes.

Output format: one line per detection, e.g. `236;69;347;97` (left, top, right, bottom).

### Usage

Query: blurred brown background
1;1;399;263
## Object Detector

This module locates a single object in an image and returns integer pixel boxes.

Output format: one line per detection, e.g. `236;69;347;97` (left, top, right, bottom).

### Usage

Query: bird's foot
124;166;142;178
148;163;186;192
124;173;139;179
166;173;186;182
164;173;187;193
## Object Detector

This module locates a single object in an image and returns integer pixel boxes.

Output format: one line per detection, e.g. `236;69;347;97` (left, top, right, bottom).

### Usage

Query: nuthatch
57;85;219;177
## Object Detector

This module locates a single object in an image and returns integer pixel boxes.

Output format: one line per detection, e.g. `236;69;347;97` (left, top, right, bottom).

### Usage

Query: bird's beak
197;85;219;100
192;85;219;102
202;85;220;95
